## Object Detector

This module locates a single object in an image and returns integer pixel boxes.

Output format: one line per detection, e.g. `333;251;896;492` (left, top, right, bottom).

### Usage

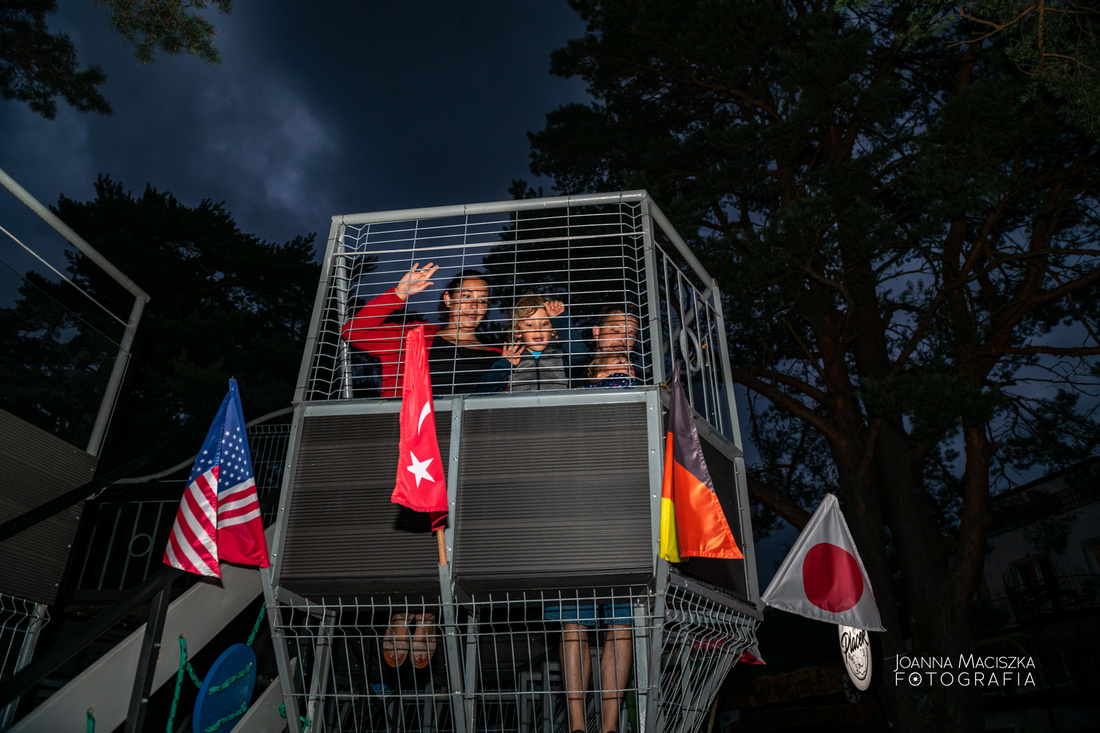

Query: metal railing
976;572;1100;631
300;191;737;440
0;593;48;697
68;419;292;598
0;167;149;459
1003;573;1100;621
271;580;755;733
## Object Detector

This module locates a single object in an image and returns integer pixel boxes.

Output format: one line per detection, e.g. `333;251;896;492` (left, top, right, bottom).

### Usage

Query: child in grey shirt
491;293;569;391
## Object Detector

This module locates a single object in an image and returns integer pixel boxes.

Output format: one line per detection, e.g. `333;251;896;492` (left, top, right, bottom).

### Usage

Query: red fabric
218;520;271;569
341;288;442;397
217;481;270;569
667;451;744;560
662;362;743;561
392;326;448;524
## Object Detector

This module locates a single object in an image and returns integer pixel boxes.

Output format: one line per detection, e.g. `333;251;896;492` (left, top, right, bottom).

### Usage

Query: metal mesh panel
0;592;48;680
648;223;734;440
651;579;758;733
459;589;647;733
453;402;653;590
306;200;650;402
273;595;452;733
270;583;757;733
279;412;451;596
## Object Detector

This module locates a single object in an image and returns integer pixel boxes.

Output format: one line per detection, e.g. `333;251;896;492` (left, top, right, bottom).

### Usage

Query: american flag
163;378;270;577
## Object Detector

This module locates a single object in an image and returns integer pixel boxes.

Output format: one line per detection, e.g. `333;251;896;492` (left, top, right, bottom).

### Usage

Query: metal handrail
0;488;282;718
0;565;181;709
115;406;294;484
0;166;150;459
0;457;152;544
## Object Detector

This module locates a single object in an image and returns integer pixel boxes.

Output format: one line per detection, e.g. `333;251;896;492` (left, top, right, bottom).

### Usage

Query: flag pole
436;528;447;566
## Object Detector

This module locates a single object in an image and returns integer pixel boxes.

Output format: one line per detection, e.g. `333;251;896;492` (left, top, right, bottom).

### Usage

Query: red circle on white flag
802;542;864;612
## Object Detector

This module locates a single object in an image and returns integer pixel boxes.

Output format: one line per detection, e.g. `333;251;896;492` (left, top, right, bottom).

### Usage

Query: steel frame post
304;608;337;733
641;198;666;387
125;581;173;733
333;226;354;400
646;561;671;733
631;595;651;733
441;396;469;733
260;568;304;733
293;217;346;405
258;400;308;731
461;612;479;733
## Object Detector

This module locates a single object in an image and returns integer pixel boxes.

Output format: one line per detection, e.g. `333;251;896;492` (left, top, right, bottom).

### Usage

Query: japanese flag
392;326;448;528
761;494;885;632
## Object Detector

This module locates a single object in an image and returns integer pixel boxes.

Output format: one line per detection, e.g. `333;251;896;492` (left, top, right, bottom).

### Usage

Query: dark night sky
1;1;588;268
0;1;802;579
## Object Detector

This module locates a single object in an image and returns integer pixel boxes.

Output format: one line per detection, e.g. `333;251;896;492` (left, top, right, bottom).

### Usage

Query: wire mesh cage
271;576;756;733
307;198;648;401
297;192;731;437
0;592;48;681
267;192;760;733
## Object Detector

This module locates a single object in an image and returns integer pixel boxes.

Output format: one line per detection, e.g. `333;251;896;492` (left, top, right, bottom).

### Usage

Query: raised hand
396;262;439;301
502;341;526;366
543;300;565;318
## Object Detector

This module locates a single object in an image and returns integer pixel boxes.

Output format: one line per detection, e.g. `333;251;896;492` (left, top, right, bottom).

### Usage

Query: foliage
0;269;119;446
525;1;1100;729
1023;512;1077;554
0;0;231;118
884;1;1100;140
94;0;232;64
5;175;319;469
0;0;111;117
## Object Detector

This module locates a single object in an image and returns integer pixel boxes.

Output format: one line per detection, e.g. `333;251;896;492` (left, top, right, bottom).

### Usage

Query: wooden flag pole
436;527;447;566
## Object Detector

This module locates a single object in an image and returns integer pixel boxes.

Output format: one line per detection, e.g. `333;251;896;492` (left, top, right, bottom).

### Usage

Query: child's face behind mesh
591;354;634;381
516;307;554;352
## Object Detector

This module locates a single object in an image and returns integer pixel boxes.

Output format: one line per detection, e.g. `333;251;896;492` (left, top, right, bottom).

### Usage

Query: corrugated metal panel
453;402;653;590
0;409;97;604
278;411;449;596
676;433;748;600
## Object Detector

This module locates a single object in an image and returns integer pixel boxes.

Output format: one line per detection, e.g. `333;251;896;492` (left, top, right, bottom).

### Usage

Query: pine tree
2;175;320;469
525;1;1100;729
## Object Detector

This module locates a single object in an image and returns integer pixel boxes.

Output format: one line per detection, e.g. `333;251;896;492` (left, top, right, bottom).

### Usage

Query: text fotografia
893;655;1037;687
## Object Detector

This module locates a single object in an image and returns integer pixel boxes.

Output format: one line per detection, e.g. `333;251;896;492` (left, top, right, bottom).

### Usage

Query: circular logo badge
838;624;878;693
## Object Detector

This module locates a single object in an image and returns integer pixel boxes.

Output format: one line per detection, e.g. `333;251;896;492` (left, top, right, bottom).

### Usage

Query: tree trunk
869;425;985;732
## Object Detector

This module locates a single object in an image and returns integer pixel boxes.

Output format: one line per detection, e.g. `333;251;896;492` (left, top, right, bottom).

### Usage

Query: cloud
2;0;591;255
198;79;340;241
1;106;96;206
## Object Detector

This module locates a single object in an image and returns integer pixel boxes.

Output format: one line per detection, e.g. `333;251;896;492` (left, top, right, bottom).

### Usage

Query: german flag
659;363;743;562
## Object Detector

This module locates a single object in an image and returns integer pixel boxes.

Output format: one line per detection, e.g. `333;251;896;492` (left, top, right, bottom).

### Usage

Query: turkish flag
761;494;885;632
392;326;448;529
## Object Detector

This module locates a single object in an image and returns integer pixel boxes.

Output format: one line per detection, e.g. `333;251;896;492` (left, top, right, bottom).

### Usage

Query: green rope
204;701;248;732
279;702;312;729
209;662;253;694
186;657;204;689
86;708;94;733
166;636;189;733
247;603;266;647
164;602;267;733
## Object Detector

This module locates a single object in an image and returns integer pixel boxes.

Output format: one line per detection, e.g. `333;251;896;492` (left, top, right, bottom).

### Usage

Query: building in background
978;457;1100;732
